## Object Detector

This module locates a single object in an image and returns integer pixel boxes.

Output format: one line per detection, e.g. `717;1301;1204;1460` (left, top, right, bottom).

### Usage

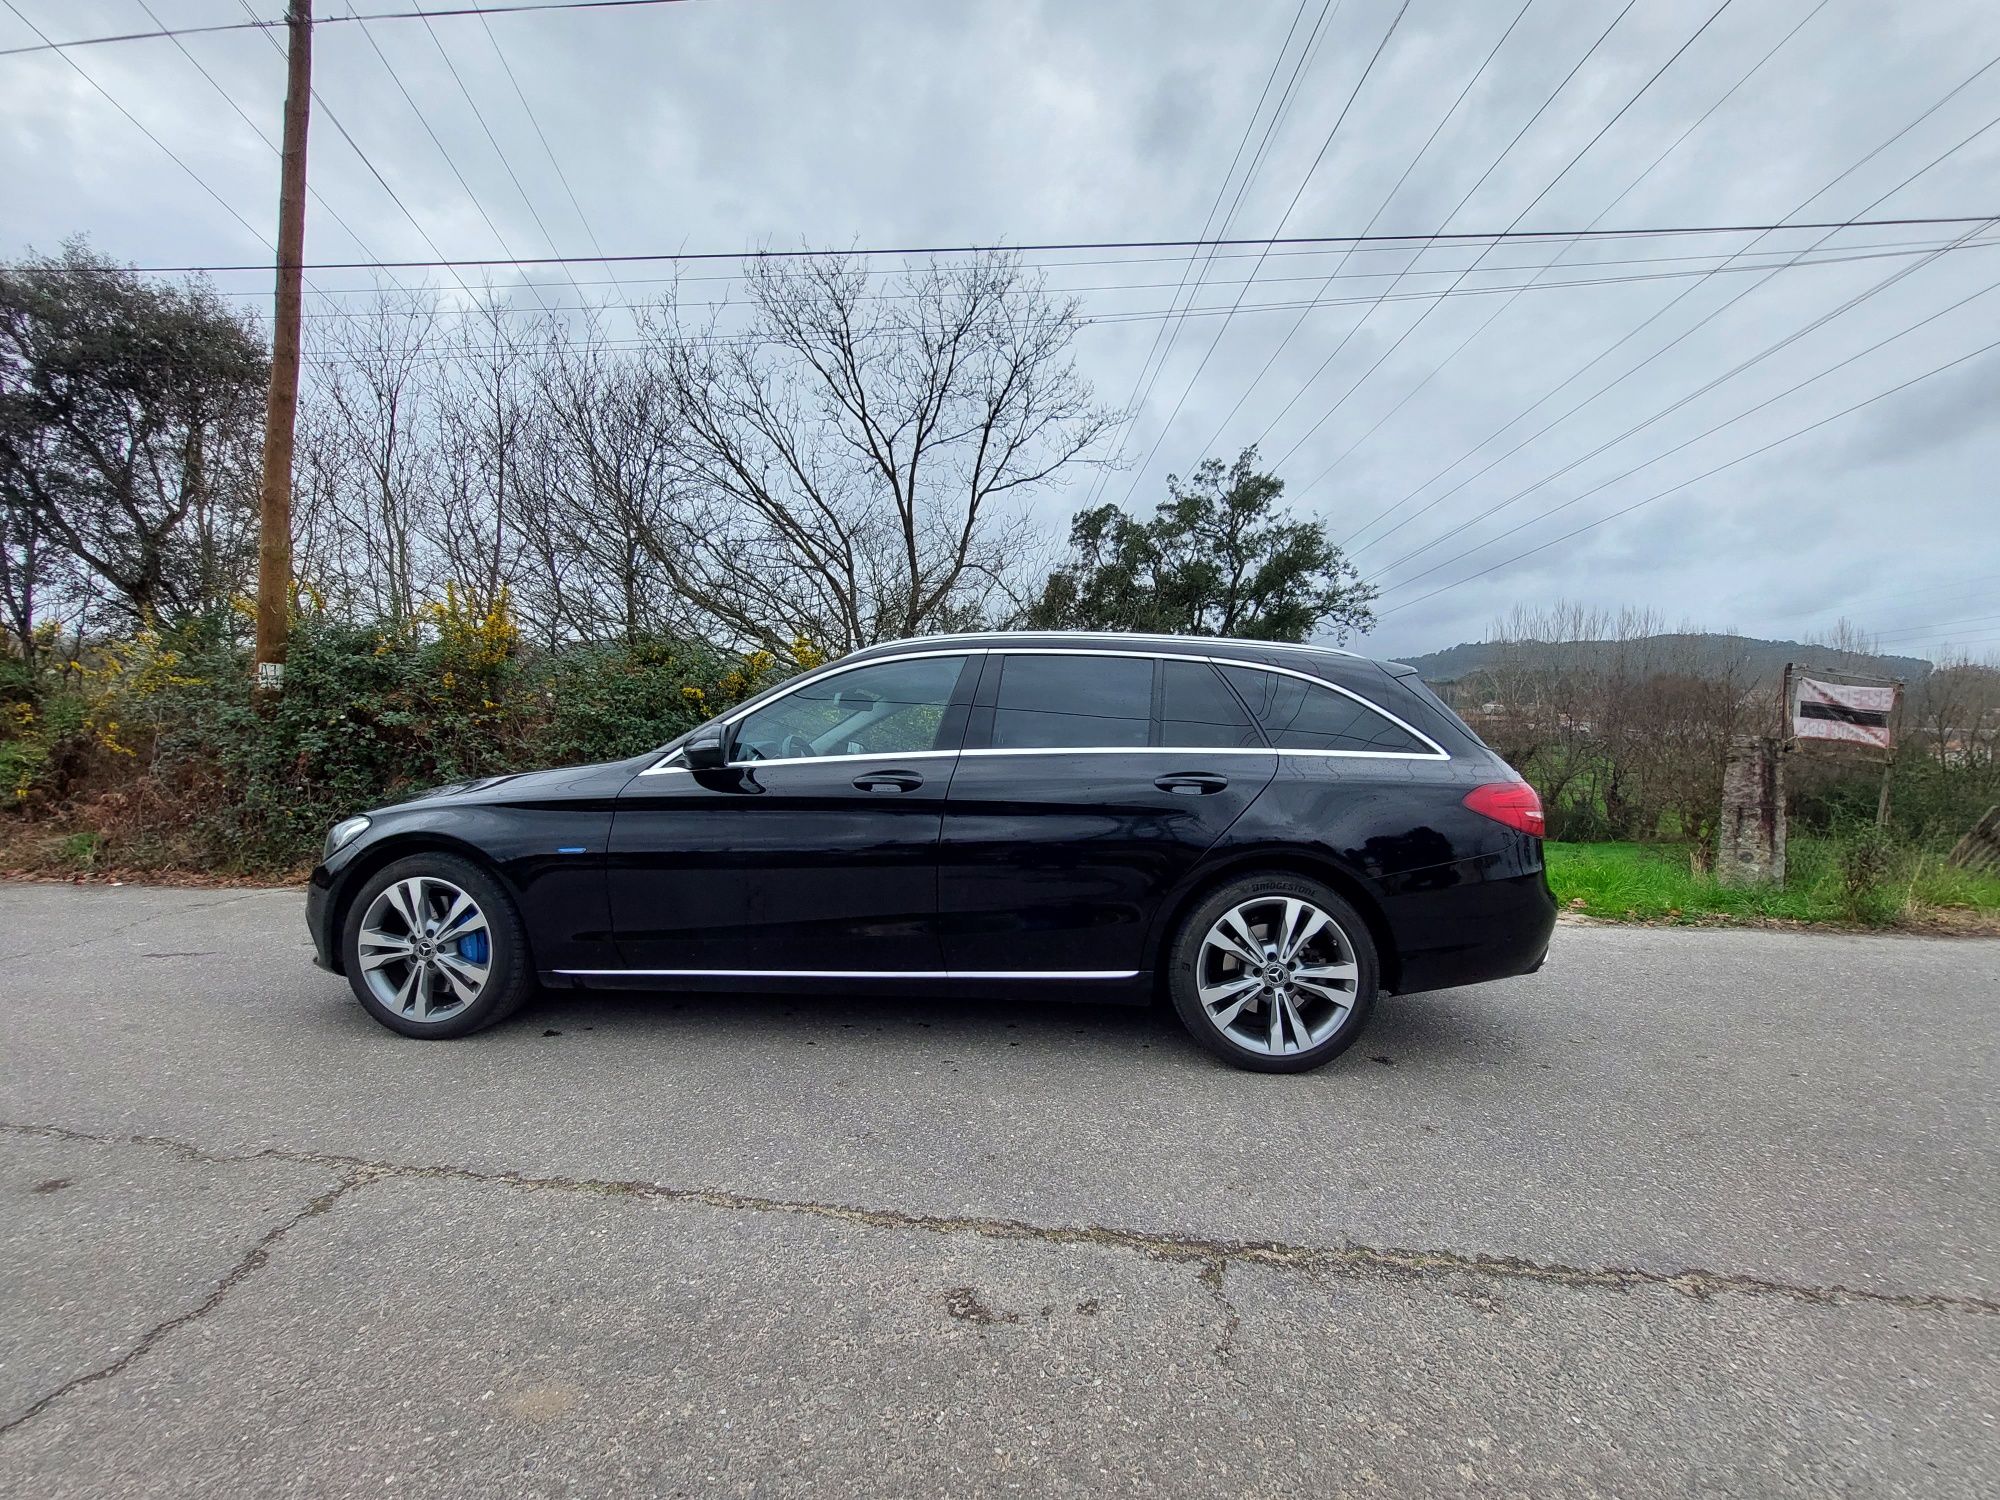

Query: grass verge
1546;838;2000;931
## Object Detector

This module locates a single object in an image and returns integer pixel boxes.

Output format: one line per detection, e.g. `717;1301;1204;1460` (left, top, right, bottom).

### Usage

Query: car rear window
1218;665;1431;755
991;654;1152;749
1159;660;1263;748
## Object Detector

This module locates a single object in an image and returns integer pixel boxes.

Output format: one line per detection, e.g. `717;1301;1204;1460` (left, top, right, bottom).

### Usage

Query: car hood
387;753;656;811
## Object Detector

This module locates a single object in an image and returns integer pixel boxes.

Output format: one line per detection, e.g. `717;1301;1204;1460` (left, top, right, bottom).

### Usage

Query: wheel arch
1151;847;1402;994
325;832;513;974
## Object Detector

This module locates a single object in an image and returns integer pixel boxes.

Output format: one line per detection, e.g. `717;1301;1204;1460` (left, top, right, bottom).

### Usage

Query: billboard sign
1791;675;1897;751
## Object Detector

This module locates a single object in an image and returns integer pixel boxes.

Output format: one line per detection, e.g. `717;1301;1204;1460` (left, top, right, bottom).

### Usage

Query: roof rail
870;629;1361;659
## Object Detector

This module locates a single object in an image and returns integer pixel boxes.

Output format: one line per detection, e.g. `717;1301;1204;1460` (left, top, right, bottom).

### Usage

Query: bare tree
297;289;441;623
652;252;1116;653
1472;603;1753;841
432;302;534;615
514;318;693;644
1909;654;2000;768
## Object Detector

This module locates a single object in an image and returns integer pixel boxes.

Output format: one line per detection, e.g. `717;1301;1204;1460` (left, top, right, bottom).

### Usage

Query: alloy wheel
1195;895;1359;1057
356;876;492;1024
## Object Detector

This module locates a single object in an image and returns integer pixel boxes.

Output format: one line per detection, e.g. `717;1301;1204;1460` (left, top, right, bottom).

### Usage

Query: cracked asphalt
0;884;1994;1497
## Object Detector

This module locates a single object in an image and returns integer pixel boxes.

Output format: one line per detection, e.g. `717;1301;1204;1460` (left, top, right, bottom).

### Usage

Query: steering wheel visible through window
726;655;971;764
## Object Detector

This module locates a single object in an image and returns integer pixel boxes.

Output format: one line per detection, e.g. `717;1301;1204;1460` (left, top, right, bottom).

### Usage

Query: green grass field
1544;839;2000;929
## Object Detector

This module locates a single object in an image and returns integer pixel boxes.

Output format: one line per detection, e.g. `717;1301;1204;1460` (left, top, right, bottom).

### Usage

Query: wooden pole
1876;679;1904;830
253;0;312;700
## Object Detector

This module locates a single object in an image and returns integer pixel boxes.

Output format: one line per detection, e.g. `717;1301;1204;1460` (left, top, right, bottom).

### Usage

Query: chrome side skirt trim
554;967;1141;981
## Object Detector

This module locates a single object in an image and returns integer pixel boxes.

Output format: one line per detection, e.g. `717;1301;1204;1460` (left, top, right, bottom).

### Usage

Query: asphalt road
0;883;1994;1498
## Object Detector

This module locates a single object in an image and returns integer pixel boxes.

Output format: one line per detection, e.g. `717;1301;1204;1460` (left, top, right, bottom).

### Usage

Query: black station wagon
307;631;1554;1071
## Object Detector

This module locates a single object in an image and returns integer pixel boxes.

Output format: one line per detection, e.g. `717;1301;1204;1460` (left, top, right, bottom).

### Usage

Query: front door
608;651;980;975
938;652;1277;976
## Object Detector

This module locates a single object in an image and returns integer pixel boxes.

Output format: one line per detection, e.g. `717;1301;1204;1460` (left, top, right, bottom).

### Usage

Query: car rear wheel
1166;873;1377;1073
341;853;535;1038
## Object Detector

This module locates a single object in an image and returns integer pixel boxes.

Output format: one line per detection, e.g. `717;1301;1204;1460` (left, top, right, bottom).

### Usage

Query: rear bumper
1377;861;1556;996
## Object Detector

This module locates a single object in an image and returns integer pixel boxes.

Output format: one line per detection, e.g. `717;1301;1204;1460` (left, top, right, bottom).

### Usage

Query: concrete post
1717;734;1785;886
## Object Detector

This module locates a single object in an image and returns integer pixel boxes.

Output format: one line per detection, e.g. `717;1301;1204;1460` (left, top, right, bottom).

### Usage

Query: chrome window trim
958;746;1429;761
1202;656;1450;760
982;647;1449;761
554;967;1140;981
638;641;1447;774
700;749;962;772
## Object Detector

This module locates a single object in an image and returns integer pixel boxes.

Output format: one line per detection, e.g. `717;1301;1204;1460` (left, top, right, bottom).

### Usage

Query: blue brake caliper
458;929;490;965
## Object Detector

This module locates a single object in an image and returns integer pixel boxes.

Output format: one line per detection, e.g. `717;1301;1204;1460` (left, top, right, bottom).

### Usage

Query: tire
341;852;536;1038
1165;872;1378;1073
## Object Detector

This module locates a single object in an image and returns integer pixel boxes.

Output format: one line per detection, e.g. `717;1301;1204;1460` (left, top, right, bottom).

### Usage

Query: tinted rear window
1218;665;1431;755
1391;671;1488;748
1160;660;1263;748
991;654;1152;749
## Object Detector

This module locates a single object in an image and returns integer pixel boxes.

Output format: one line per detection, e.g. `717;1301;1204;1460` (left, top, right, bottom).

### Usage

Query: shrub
1830;822;1900;924
1;603;827;875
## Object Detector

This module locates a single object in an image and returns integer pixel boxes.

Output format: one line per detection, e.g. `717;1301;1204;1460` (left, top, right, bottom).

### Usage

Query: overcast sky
4;0;1997;661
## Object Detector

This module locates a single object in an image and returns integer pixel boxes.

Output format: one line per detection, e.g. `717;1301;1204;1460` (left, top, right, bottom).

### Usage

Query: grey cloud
2;0;1994;663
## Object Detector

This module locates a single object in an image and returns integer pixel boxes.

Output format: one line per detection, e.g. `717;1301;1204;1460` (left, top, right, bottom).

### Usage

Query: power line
293;237;2000;378
130;0;389;275
1788;570;2000;623
407;9;584;302
1373;271;2000;597
308;239;2000;373
1109;0;1416;511
1264;0;1725;478
20;214;1995;277
1080;0;1335;513
1250;0;1653;468
1869;611;2000;643
1374;332;2000;620
1366;114;2000;579
473;10;624;295
0;1;271;252
346;10;559;312
0;0;709;58
264;237;2000;322
1339;39;2000;557
230;0;488;310
1183;0;1535;470
1316;0;1831;542
193;231;1982;300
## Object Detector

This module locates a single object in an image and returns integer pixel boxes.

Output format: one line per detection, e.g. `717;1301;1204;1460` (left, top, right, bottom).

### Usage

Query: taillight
1463;780;1545;837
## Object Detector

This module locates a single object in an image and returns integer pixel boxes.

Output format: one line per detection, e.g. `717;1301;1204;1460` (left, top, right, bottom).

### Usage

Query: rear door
936;651;1277;977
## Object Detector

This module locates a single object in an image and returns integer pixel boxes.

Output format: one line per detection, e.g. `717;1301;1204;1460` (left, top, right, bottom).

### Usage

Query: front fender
310;805;616;976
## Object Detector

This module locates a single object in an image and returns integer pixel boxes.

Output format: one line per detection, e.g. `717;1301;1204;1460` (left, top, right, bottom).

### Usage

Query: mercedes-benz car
306;631;1553;1072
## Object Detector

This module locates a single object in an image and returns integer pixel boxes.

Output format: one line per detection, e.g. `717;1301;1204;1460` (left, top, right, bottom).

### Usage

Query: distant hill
1395;633;1934;686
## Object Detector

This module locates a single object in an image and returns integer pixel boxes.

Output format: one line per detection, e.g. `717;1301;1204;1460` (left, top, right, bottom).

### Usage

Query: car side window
730;655;969;761
1218;665;1431;755
990;654;1152;749
1159;660;1264;748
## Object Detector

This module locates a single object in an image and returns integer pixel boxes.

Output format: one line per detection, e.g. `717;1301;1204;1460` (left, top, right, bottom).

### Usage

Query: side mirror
683;732;728;770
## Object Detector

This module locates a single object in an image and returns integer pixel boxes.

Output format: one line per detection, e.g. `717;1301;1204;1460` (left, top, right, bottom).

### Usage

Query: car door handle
852;769;925;793
1155;772;1229;796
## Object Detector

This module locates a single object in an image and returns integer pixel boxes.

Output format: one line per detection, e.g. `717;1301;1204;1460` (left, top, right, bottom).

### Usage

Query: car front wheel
1166;873;1378;1073
341;853;536;1038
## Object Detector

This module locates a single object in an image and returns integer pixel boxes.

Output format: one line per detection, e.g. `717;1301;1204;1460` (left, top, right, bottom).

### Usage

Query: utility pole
253;0;312;699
